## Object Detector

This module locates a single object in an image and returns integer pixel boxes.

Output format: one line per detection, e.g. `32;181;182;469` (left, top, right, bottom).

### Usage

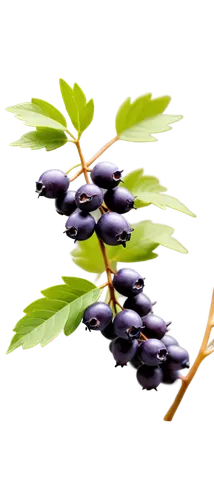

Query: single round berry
55;190;77;216
161;335;179;348
75;184;104;212
104;187;136;214
91;162;123;189
142;314;170;340
101;322;117;340
112;338;138;367
167;345;190;370
113;309;142;339
83;302;113;331
124;293;152;317
65;210;95;241
113;268;144;297
137;365;163;391
96;212;134;247
161;366;180;384
36;169;69;198
138;339;168;366
109;340;114;353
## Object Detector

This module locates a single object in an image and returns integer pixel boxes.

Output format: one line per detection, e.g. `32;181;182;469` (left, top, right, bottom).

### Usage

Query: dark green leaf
6;100;67;130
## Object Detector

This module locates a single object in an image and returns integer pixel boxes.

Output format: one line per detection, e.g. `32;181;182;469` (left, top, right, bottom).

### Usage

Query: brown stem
98;239;119;314
164;290;214;421
69;169;83;182
99;281;108;289
75;141;90;183
86;137;118;167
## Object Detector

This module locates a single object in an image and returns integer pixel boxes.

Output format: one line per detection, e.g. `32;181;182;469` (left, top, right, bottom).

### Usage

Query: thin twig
86;137;118;167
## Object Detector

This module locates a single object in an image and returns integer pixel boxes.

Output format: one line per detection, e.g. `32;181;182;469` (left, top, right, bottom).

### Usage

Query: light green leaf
115;92;172;136
124;169;195;216
31;99;67;127
10;128;68;151
7;277;101;353
59;79;79;131
6;100;67;130
64;287;102;336
73;83;86;109
108;221;188;264
119;112;184;144
79;99;94;132
69;233;117;274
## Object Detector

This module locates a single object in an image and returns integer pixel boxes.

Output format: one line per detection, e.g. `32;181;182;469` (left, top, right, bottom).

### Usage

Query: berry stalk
86;136;118;168
164;289;214;421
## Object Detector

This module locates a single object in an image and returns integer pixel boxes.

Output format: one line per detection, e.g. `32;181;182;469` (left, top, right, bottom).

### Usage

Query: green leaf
79;98;94;132
64;287;102;336
69;230;118;274
59;79;79;131
71;233;105;274
10;128;68;151
115;92;172;135
119;112;184;144
6;100;67;131
124;169;196;216
31;99;67;127
7;278;101;353
73;83;86;108
108;221;188;264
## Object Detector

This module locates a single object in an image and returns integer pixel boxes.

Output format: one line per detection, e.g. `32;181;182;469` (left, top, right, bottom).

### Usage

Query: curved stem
86;136;118;167
66;163;81;174
75;141;90;183
66;129;77;141
164;290;214;421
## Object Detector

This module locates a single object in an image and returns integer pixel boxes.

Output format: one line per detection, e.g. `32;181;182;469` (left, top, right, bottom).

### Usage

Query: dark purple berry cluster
36;162;136;246
83;267;190;391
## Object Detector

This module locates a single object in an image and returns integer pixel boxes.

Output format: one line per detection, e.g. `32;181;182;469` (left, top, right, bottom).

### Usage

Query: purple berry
143;314;170;340
101;322;117;340
111;338;138;367
91;162;123;189
138;339;168;366
65;209;95;241
83;302;113;331
130;351;142;369
75;184;104;212
137;365;163;390
113;309;143;339
104;187;136;214
113;268;144;297
96;212;134;247
55;190;77;216
161;335;179;348
161;367;180;384
124;293;152;317
36;169;69;198
167;345;190;370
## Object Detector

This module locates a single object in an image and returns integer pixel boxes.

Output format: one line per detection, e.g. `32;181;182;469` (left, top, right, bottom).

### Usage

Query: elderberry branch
86;136;118;167
164;289;214;421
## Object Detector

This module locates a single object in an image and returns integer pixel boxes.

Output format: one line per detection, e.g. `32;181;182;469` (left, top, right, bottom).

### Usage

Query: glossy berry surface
113;309;142;339
83;302;113;331
104;187;136;214
91;162;123;189
101;322;117;340
96;212;133;247
55;190;76;216
161;366;180;384
124;293;152;317
161;335;179;348
143;314;170;340
138;338;168;366
65;210;95;241
137;365;163;390
75;184;104;212
113;268;144;297
112;338;138;367
36;169;69;198
167;345;190;370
